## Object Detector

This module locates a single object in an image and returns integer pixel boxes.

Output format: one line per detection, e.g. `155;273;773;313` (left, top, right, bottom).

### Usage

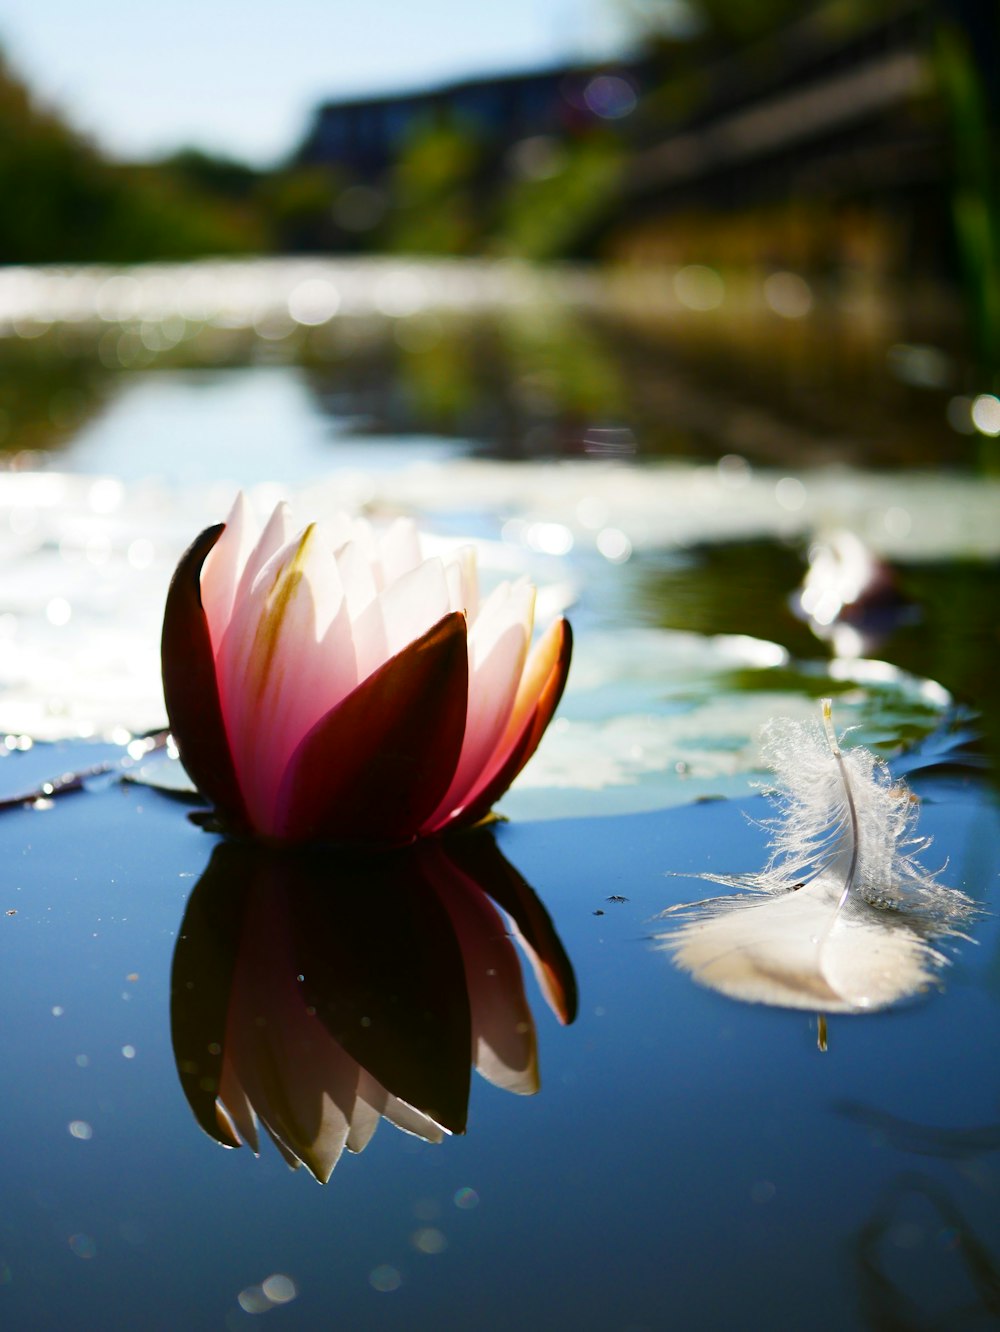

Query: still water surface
0;259;997;1328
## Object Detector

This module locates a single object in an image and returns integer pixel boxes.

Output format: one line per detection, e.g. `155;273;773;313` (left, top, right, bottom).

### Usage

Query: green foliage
497;134;623;259
159;148;261;201
935;22;1000;378
256;165;342;252
387;119;483;254
0;49;258;263
628;0;883;50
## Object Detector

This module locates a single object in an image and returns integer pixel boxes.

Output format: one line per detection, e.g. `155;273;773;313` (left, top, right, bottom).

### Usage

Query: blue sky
0;0;637;165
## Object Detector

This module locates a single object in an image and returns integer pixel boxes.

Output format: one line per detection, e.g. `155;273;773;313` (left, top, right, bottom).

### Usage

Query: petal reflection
171;833;575;1183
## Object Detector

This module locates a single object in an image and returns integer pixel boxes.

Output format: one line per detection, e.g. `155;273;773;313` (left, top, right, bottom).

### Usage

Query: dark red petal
161;523;248;827
447;618;572;832
274;611;469;846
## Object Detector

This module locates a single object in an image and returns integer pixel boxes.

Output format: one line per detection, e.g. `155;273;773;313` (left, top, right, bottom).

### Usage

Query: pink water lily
161;494;571;845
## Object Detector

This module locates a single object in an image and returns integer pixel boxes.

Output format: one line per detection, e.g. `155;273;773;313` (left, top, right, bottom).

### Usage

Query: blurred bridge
593;0;996;264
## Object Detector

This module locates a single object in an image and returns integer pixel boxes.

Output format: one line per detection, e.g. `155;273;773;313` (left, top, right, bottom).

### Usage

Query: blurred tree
0;48;259;262
619;0;875;51
255;164;343;252
387;117;483;253
935;20;1000;379
159;148;261;202
497;132;623;259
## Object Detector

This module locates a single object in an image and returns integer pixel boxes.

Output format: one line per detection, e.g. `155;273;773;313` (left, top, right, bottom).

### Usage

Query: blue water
0;750;996;1329
1;278;998;1328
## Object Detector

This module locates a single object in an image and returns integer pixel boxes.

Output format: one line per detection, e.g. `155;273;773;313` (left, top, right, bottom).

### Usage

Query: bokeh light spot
369;1264;402;1292
68;1234;97;1259
411;1227;448;1255
674;265;724;311
971;393;1000;437
763;271;813;319
261;1274;297;1304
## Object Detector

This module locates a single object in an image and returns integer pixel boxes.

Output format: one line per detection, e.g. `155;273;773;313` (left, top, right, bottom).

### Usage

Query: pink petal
422;580;534;832
216;525;354;835
444;617;572;832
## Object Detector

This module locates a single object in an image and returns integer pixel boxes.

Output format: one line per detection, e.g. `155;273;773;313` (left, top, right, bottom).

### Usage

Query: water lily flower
161;494;571;844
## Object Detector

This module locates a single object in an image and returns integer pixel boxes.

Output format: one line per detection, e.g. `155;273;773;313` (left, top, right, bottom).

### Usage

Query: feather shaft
821;697;857;917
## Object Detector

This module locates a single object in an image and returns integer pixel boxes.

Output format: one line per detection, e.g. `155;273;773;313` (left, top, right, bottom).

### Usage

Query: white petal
232;501;294;608
379;557;451;658
200;491;257;654
336;540;379;619
345;518;381;586
320;511;357;554
444;546;478;618
378;517;423;586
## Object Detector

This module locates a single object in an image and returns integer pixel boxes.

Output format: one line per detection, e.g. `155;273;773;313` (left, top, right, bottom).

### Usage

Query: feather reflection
171;832;576;1182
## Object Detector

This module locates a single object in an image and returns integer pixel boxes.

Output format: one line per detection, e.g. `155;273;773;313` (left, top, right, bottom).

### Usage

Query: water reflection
0;258;985;467
838;1102;1000;1161
793;530;917;660
854;1173;1000;1327
171;831;576;1183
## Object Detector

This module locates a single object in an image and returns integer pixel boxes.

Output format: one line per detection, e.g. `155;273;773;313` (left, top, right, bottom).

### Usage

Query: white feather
657;701;977;1013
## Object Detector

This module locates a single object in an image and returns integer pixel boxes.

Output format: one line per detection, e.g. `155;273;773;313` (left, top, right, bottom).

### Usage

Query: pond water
0;258;998;1329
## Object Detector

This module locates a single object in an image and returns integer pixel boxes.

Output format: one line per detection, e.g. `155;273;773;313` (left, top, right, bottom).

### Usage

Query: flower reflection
793;529;915;658
171;833;575;1182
